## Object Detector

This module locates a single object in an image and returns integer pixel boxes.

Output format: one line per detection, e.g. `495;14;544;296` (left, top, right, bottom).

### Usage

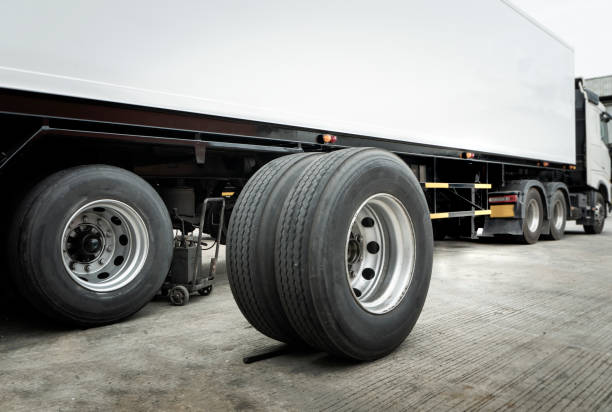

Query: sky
510;0;612;78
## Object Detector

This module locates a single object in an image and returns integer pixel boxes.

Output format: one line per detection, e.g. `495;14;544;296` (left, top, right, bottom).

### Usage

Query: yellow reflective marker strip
490;204;515;218
474;183;492;189
221;191;235;197
430;210;491;219
425;183;450;189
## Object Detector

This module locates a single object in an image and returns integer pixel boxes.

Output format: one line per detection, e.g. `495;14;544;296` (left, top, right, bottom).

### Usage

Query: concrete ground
1;220;611;411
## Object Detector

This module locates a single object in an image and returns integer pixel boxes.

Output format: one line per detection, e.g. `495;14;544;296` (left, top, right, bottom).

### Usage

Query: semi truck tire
546;191;567;240
584;192;606;234
519;188;544;244
227;153;320;344
275;148;433;360
8;165;173;326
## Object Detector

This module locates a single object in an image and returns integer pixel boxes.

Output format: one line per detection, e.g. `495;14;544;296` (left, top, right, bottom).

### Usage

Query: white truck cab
581;83;612;205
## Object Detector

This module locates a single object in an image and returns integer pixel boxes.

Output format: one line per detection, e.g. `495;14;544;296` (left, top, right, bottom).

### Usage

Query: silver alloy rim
345;193;416;314
553;200;565;230
594;201;604;223
61;200;149;292
526;198;540;233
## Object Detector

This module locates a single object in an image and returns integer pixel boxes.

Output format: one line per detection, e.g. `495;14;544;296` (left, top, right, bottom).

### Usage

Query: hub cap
553;200;565;231
61;200;149;292
526;198;540;233
594;201;605;223
345;194;416;314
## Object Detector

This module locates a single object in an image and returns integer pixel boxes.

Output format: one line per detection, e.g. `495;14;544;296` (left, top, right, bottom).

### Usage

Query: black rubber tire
519;188;544;244
169;285;190;306
545;191;567;240
8;165;173;326
227;153;320;344
275;148;433;360
584;192;606;234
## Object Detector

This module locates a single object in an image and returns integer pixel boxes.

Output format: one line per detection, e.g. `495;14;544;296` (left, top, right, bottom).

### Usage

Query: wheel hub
67;224;105;263
345;193;416;314
594;202;604;223
61;200;149;292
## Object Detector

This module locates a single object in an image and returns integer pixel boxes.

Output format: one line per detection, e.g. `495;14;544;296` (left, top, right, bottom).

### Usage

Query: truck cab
579;82;612;206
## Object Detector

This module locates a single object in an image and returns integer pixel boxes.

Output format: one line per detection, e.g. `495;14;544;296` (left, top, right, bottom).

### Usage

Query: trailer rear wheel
546;191;567;240
519;188;544;244
275;148;433;360
227;153;320;344
8;165;173;325
584;192;606;234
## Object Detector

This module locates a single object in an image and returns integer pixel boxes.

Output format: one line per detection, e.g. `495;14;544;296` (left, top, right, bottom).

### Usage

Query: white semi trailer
0;0;610;360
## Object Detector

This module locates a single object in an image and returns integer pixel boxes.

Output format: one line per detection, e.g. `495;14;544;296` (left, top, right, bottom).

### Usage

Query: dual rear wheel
520;188;567;244
227;148;433;360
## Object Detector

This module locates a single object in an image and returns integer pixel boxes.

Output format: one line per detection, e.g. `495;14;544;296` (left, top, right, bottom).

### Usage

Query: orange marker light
320;134;337;144
542;161;550;167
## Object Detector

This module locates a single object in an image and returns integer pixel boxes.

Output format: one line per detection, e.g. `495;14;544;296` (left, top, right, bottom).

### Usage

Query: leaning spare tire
9;165;173;326
275;148;433;360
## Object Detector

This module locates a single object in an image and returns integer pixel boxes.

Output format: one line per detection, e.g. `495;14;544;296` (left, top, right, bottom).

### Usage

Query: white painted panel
0;0;576;163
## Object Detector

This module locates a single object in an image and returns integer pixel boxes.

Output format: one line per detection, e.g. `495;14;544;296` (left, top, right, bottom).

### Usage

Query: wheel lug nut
107;246;113;252
367;241;380;254
82;216;88;223
85;265;91;272
99;259;104;265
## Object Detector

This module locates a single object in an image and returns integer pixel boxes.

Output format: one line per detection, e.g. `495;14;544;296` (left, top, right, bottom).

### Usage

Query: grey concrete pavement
1;220;611;411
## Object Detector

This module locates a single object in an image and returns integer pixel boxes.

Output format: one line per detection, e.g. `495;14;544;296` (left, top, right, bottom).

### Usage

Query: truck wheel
584;192;606;234
520;188;544;244
546;191;567;240
8;165;173;326
227;153;320;344
275;148;433;360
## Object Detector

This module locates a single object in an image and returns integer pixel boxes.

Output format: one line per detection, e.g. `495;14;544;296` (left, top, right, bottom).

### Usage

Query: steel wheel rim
526;199;540;233
61;199;149;292
594;201;605;223
345;193;416;314
553;200;564;230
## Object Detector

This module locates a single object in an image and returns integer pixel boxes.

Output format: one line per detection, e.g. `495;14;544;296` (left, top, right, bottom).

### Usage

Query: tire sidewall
20;166;172;323
308;152;433;359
